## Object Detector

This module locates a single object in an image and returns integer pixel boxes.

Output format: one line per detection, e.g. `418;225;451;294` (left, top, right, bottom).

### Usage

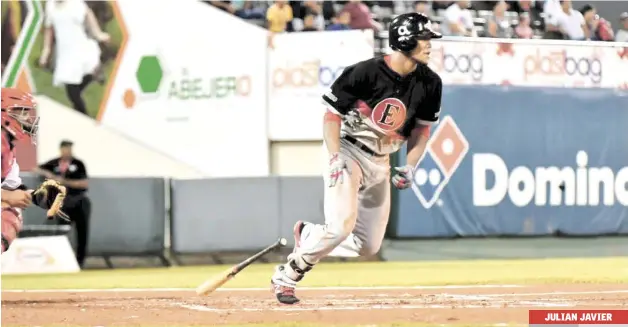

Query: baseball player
270;12;443;304
1;88;68;253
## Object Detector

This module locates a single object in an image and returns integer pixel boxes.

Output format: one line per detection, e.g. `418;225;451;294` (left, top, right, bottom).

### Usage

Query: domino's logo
412;116;469;208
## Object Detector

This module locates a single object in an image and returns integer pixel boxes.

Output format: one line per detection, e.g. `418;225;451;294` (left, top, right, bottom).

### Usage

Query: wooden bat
196;237;288;296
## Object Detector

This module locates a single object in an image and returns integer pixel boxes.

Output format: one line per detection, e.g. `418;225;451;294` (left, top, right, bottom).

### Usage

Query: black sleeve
321;63;368;115
39;159;56;172
416;74;442;126
75;161;88;179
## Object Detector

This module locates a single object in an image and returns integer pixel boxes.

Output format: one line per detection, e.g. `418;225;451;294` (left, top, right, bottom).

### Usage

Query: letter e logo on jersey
371;98;406;134
412;116;469;208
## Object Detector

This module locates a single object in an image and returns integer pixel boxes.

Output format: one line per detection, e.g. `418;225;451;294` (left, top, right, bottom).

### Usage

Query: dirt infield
2;284;627;326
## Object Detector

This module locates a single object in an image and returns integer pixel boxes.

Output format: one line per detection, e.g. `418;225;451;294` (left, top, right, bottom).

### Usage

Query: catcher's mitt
31;179;70;221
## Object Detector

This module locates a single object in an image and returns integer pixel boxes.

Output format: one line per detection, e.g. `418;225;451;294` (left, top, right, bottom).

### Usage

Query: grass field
2;257;627;290
2;257;627;327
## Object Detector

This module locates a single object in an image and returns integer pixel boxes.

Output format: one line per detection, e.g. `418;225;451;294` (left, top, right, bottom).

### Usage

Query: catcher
1;88;68;253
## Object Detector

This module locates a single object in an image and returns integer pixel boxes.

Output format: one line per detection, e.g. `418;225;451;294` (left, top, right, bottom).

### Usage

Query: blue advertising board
394;86;628;237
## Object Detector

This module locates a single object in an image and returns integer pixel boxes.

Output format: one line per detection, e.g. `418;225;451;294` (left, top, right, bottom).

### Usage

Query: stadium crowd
205;0;628;42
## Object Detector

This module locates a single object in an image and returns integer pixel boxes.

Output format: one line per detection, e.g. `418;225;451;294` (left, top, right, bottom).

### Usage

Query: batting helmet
388;12;441;53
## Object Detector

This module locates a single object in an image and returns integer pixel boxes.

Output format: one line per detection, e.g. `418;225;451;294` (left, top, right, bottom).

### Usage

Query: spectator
580;5;614;41
301;13;320;31
326;11;352;31
343;0;383;31
415;0;435;17
485;1;514;38
293;1;325;32
556;0;585;40
321;1;337;21
616;12;628;42
432;0;452;11
34;140;91;269
266;0;293;33
510;0;531;13
208;1;237;14
233;1;266;19
38;0;110;116
511;0;543;30
542;0;565;39
441;1;476;37
515;12;534;38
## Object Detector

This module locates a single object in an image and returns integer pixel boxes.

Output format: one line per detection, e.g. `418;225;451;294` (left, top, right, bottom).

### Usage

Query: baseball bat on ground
195;237;288;296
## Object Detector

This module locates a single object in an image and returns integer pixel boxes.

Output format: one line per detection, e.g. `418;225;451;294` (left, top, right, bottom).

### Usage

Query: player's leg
1;208;23;253
327;168;390;258
271;151;363;304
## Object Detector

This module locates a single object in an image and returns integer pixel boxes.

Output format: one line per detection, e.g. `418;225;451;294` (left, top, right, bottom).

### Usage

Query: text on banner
529;310;628;324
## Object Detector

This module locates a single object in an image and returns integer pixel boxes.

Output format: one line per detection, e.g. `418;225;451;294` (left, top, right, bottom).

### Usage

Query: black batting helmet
388;12;441;53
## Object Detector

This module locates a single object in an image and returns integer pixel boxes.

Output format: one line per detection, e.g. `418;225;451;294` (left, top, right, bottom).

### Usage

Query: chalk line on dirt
0;284;522;293
173;301;573;313
445;290;628;297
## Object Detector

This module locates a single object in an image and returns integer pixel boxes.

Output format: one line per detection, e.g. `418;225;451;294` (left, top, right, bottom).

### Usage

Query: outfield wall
18;86;628;259
392;86;628;238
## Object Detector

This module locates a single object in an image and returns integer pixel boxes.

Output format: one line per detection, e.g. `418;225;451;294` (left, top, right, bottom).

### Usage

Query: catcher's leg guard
1;208;22;253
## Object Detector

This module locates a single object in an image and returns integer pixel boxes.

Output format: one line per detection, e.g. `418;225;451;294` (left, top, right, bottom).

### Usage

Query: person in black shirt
34;140;91;268
270;13;443;305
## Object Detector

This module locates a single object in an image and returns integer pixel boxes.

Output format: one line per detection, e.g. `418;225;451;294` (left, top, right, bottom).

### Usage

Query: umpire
35;140;91;268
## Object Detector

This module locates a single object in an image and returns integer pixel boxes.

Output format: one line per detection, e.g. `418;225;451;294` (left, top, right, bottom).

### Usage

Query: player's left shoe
270;258;312;305
271;264;300;304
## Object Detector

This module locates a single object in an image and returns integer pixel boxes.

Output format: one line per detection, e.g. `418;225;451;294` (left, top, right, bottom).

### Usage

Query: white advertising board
268;30;374;141
429;37;628;89
100;1;269;177
1;236;80;275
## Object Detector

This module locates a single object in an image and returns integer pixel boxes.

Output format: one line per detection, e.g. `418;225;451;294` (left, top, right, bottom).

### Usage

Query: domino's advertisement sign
394;86;628;238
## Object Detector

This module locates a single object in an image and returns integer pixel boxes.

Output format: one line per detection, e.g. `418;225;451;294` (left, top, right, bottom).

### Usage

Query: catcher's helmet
389;12;441;53
1;88;39;144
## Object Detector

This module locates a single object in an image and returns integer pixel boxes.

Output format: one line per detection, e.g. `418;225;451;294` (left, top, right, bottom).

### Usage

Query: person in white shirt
542;0;564;39
556;0;586;40
441;0;476;37
38;0;110;116
616;12;628;42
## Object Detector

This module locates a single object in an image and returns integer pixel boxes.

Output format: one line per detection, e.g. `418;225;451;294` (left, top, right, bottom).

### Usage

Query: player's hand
345;111;362;131
328;152;350;187
2;189;32;209
391;165;414;190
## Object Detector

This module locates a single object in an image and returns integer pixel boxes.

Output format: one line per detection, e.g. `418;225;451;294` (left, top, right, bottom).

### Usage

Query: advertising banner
99;1;269;177
1;0;42;171
394;86;628;238
429;38;628;89
268;30;374;141
1;236;80;275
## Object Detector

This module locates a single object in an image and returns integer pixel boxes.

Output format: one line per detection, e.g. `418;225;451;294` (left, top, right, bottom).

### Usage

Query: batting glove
328;153;350;188
391;165;414;190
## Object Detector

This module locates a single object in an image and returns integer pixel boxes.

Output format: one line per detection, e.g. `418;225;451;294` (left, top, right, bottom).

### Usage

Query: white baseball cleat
270;264;300;305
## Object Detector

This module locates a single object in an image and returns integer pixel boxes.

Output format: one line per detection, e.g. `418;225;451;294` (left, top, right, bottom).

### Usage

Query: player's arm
1;188;32;209
59;161;88;189
33;160;57;179
321;65;367;153
407;76;442;167
1;162;31;209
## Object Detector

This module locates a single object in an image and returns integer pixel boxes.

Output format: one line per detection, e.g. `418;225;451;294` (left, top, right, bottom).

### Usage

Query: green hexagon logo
136;55;163;94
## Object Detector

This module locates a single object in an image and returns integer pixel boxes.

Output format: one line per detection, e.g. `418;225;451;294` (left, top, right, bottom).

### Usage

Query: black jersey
322;55;442;155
